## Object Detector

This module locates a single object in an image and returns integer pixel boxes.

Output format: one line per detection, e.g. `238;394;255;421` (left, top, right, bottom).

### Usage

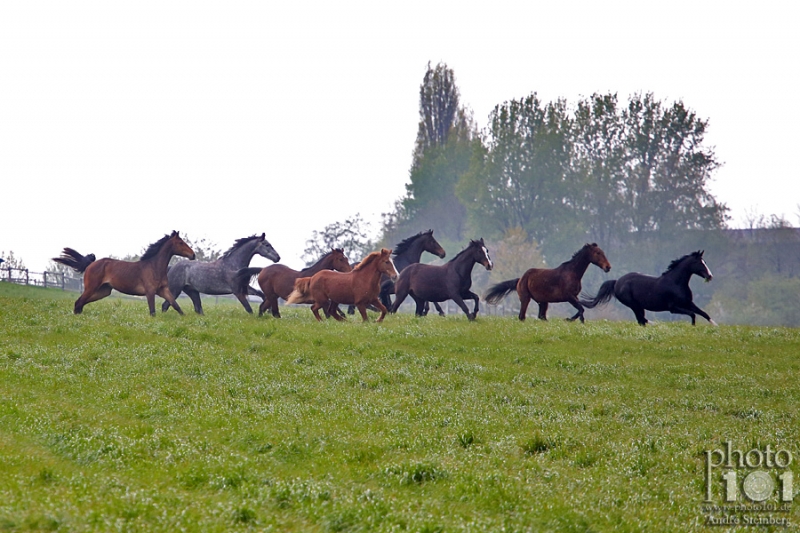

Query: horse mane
393;230;433;257
560;243;596;265
662;250;703;275
353;250;384;271
449;239;481;262
140;233;173;261
221;234;261;260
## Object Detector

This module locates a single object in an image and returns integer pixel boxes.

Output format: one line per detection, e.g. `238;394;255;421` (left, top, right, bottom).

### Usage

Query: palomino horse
162;233;280;315
286;248;398;322
391;238;493;320
485;243;611;322
233;249;352;318
580;250;716;326
53;231;195;316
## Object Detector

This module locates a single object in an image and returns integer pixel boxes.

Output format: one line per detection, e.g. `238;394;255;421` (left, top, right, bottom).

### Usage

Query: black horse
391;238;493;320
579;250;717;326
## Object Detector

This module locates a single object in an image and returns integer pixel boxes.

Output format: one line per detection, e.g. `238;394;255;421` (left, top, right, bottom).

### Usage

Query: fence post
61;272;65;291
43;271;48;288
25;269;29;285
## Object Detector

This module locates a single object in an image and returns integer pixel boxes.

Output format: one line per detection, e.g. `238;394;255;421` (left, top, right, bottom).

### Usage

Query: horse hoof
710;319;719;327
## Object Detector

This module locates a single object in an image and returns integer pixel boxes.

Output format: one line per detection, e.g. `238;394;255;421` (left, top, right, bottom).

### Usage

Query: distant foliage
490;227;546;281
0;250;26;271
303;214;374;265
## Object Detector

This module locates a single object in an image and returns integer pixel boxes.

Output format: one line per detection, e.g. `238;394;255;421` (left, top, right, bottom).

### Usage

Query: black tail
52;248;95;273
579;280;617;309
232;267;263;296
484;278;520;305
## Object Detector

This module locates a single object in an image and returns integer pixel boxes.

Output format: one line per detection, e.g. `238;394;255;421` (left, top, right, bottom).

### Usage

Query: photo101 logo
703;441;794;527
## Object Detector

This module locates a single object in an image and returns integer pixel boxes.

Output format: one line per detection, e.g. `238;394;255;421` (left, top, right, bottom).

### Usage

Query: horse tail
579;280;617;309
484;278;519;305
232;267;263;296
286;277;313;305
52;248;95;273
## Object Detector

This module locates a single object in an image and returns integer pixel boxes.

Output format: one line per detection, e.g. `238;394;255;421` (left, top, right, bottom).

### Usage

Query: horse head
474;238;493;271
330;248;353;272
587;243;611;273
170;231;196;260
692;250;713;282
423;230;447;259
378;248;399;280
255;233;281;263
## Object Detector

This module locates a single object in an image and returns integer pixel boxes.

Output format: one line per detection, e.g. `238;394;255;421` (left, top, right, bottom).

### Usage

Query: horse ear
172;230;179;237
260;233;265;240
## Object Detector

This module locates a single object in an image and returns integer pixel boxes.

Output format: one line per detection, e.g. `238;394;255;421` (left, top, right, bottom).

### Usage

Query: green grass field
1;282;799;532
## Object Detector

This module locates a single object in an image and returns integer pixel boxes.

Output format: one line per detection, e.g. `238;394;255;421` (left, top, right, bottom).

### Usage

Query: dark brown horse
232;249;352;318
485;243;611;322
286;248;398;322
390;238;493;321
53;231;195;316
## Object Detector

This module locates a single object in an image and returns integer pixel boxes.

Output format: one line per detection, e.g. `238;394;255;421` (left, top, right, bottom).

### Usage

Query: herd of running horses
52;229;717;326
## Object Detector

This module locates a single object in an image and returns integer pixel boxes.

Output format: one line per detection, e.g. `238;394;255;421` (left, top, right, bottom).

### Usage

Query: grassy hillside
1;283;799;531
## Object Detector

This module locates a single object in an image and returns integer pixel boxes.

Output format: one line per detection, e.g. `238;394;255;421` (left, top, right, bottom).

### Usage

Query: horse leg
451;295;475;320
74;284;113;314
566;297;585;323
464;290;480;318
391;286;410;314
258;297;270;317
157;286;185;316
537;302;549;321
182;288;203;315
146;292;158;316
687;302;717;326
518;293;531;321
310;302;325;322
413;296;427;317
433;302;445;317
371;299;389;322
631;306;648;326
233;291;254;314
355;304;370;322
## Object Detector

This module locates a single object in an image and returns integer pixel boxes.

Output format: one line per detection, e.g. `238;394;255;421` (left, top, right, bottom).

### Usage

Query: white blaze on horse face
482;246;493;270
389;257;398;280
701;259;713;281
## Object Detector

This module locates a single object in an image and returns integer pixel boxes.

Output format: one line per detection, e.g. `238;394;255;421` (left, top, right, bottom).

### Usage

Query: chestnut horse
485;243;611;322
286;248;398;322
53;231;195;316
232;248;352;318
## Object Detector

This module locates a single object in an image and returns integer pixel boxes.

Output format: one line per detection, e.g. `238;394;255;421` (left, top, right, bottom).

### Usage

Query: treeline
380;62;728;263
368;62;800;326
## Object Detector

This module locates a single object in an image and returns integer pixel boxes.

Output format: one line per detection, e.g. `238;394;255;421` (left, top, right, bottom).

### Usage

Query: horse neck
451;250;478;279
353;261;383;286
561;251;592;279
147;242;176;272
395;239;426;268
663;261;694;286
301;255;334;276
220;240;256;268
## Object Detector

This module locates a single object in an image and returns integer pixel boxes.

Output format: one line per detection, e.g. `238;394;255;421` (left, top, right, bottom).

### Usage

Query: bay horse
286;248;398;322
53;231;195;316
232;248;352;318
161;233;280;315
391;238;493;320
579;250;717;326
484;243;611;322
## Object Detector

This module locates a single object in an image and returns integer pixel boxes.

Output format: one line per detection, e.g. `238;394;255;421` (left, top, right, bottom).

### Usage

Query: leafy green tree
457;94;575;258
383;62;476;246
302;214;374;265
620;93;728;233
570;93;628;245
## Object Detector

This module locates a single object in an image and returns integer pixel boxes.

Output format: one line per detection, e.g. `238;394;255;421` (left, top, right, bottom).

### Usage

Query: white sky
2;1;798;272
